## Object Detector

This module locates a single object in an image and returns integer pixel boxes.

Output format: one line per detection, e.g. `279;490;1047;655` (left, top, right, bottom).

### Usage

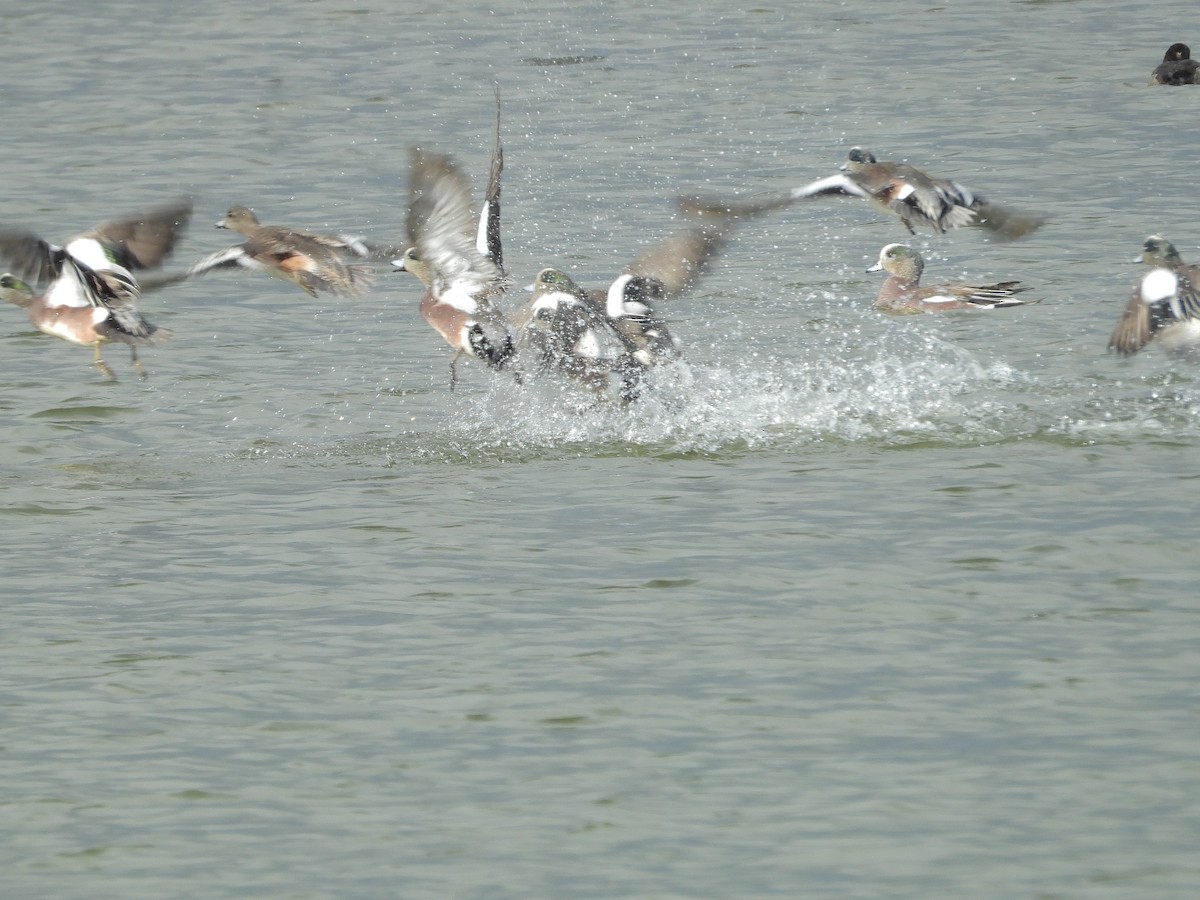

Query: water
2;1;1199;897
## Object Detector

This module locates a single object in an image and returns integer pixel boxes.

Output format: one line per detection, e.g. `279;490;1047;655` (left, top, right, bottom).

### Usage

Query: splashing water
422;323;1027;461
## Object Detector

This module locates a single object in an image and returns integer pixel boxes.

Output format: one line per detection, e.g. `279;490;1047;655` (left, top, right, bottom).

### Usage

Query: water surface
2;1;1199;897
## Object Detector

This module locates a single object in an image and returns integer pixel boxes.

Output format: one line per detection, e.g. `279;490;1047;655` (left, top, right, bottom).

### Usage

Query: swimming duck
791;147;1045;240
866;243;1038;314
1150;43;1200;85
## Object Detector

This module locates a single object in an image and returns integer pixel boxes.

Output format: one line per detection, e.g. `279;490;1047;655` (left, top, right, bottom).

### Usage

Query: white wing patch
64;237;112;270
790;174;873;201
531;290;578;314
188;246;267;276
1142;267;1180;304
576;329;602;359
336;234;370;258
437;280;483;315
43;268;91;309
606;274;634;318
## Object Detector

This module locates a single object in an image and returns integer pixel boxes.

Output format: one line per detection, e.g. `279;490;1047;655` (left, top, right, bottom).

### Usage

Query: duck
1110;240;1200;357
185;205;376;298
394;145;516;386
0;265;169;380
393;90;518;387
1116;235;1200;355
791;147;1045;240
0;200;190;378
395;89;504;287
1137;235;1200;290
520;192;792;376
0;199;192;298
602;272;680;367
513;267;644;401
866;243;1038;314
1150;43;1200;85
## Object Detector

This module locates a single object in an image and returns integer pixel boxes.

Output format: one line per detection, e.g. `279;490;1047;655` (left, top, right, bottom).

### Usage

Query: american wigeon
791;147;1045;240
0;199;193;298
0;266;169;380
0;200;190;378
1110;238;1200;356
1138;235;1200;289
602;273;680;367
393;146;516;386
520;192;790;380
513;267;643;401
866;243;1038;314
186;205;376;298
394;87;506;279
393;91;517;387
511;259;678;401
1150;43;1200;85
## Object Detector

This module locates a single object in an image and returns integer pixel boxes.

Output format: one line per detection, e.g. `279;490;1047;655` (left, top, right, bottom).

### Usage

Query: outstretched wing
0;199;192;288
84;198;193;270
1108;268;1200;356
625;193;796;300
0;232;63;285
790;173;875;203
477;85;505;273
1109;281;1156;357
406;148;504;301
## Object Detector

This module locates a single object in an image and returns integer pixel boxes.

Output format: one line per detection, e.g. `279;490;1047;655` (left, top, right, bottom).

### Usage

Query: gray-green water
2;1;1199;897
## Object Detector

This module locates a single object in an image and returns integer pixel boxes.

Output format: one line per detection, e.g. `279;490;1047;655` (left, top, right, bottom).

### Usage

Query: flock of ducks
2;46;1198;396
